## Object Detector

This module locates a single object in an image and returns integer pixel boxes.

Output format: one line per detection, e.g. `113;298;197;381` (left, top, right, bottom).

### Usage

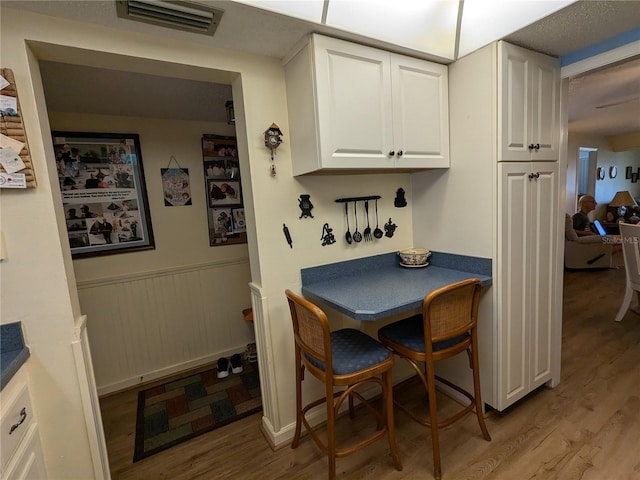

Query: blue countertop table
1;322;30;391
301;252;492;321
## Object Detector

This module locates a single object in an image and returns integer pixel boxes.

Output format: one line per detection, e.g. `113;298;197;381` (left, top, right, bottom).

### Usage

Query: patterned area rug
133;360;261;462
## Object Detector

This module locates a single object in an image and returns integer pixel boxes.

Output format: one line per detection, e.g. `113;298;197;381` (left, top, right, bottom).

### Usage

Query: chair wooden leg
425;363;442;480
327;382;337;480
291;350;303;449
614;283;633;322
470;342;491;441
383;370;403;471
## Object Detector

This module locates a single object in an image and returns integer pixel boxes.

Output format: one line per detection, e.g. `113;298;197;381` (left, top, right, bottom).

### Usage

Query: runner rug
133;360;261;462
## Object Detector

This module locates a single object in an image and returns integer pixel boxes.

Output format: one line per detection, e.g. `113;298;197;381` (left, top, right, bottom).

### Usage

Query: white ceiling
4;0;640;137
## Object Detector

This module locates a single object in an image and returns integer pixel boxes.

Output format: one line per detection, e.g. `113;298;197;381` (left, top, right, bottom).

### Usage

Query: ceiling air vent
116;1;223;36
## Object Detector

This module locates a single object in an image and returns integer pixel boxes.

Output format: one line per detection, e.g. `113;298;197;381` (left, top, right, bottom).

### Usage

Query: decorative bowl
397;248;431;266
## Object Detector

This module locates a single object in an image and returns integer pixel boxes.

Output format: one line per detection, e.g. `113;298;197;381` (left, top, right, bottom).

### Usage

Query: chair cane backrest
286;290;332;373
619;223;640;291
423;279;481;344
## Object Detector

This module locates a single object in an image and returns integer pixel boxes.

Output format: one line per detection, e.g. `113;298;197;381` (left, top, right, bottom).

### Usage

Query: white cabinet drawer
0;373;34;474
1;424;46;480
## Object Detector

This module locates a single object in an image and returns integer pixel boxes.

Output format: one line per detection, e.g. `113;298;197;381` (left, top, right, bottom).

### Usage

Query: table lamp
609;190;637;222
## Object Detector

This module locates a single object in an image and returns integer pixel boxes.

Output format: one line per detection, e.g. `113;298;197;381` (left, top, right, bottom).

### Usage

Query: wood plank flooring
100;257;640;479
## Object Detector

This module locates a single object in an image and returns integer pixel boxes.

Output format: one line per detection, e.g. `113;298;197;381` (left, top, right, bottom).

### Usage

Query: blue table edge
301;251;492;321
1;322;30;391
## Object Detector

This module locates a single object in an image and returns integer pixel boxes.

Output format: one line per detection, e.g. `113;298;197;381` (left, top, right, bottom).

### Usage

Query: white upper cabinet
285;34;449;175
498;41;560;161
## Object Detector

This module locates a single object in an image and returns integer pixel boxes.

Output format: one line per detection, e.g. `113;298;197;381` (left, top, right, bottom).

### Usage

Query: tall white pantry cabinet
449;41;561;411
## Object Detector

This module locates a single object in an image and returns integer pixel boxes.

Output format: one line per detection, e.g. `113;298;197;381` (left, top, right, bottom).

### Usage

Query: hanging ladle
344;202;352;244
373;198;384;239
353;201;363;243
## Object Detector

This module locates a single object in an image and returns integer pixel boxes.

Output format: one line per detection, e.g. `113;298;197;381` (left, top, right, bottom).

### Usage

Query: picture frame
52;131;155;258
231;207;246;233
626;166;632;179
632;172;638;183
202;134;246;246
208;179;242;208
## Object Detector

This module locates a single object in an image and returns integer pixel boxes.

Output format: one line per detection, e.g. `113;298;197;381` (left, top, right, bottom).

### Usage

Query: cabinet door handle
534;143;540;151
528;144;534;151
528;172;540;180
9;407;27;435
388;151;395;157
396;150;403;157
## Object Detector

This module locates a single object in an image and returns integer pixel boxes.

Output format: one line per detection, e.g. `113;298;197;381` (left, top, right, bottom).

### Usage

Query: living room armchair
564;214;615;269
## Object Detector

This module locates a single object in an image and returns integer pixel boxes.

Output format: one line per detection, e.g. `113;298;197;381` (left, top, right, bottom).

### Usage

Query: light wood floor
100;258;640;479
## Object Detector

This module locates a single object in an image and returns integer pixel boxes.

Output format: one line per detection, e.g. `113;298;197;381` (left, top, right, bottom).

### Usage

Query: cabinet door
498;42;560;162
497;161;558;410
391;55;449;168
528;162;557;388
498;43;531;161
530;55;560;161
313;36;395;169
497;162;531;409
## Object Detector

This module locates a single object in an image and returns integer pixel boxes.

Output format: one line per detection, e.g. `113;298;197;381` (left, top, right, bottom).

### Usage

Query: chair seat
378;315;468;352
306;328;391;375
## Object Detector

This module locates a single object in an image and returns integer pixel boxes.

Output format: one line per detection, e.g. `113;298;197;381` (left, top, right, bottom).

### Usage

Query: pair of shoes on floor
244;342;257;363
217;353;243;379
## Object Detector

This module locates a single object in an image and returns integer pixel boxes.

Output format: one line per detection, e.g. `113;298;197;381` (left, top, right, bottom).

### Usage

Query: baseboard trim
97;344;249;396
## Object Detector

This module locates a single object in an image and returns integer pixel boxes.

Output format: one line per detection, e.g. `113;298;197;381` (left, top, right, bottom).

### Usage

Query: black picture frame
202;134;246;246
632;172;638;183
52;131;155;258
626;166;633;179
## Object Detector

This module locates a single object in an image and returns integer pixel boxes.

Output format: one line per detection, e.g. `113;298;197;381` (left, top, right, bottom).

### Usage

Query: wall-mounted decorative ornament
609;166;617;179
298;194;314;218
394;188;407;207
264;123;283;176
384;218;397;238
320;223;336;246
283;223;292;248
597;167;605;180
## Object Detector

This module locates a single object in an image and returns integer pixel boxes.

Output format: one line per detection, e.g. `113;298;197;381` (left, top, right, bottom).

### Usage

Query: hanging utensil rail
335;195;381;203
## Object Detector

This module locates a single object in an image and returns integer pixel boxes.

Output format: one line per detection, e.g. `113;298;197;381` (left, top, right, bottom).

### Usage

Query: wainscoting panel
77;259;253;395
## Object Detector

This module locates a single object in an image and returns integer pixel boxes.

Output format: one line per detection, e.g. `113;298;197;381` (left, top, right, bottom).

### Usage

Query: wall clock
609;166;617;179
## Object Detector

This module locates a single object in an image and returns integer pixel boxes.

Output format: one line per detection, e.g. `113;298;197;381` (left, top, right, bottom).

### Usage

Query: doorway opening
576;147;598;210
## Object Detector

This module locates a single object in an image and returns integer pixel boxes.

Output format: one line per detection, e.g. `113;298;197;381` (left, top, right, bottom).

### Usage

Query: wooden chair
614;223;640;322
285;290;402;480
377;278;490;480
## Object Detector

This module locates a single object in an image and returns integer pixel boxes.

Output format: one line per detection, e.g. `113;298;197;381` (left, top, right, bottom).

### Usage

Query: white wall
50;113;241;279
48;112;254;394
412;43;495;258
1;7;416;475
566;132;640;218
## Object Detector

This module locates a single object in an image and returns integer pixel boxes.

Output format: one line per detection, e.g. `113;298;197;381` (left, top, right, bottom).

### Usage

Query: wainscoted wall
78;258;253;395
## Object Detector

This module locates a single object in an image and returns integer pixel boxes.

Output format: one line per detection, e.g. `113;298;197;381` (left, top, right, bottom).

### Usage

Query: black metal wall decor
320;223;336;246
384;218;397;238
283;223;293;248
335;195;386;244
298;194;314;218
394;188;407;207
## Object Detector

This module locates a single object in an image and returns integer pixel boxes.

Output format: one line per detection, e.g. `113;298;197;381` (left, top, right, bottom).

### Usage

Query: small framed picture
631;172;638;183
208;179;242;207
231;208;246;233
626;166;633;179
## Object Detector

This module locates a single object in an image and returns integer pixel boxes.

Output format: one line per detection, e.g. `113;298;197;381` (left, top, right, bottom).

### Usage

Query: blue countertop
1;322;30;391
301;252;492;321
